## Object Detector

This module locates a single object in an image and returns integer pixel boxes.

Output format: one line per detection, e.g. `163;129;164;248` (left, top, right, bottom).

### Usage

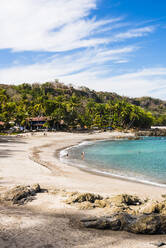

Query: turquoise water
66;137;166;186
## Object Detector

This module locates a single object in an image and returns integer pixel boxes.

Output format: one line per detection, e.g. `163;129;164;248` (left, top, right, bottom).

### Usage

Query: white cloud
0;0;163;99
101;68;166;99
0;0;155;52
111;26;155;41
0;0;121;52
98;46;138;56
0;45;136;81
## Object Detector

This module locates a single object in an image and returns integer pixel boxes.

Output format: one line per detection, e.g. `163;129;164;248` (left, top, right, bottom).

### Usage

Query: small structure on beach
26;117;49;130
25;117;67;131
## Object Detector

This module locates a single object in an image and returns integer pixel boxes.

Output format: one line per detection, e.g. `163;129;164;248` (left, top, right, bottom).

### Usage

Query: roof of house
27;117;49;122
0;121;5;126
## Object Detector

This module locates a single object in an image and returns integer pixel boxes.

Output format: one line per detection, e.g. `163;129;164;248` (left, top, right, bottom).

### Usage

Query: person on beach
81;151;85;159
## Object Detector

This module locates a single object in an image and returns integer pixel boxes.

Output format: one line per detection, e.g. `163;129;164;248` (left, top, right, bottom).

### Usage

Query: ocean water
62;137;166;186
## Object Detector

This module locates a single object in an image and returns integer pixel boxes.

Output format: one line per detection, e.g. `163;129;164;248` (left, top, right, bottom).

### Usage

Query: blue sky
0;0;166;99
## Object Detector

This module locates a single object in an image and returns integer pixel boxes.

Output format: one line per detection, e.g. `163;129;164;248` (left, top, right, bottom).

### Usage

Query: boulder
139;201;166;214
1;184;41;205
127;214;166;234
81;213;166;234
94;199;109;208
109;194;142;206
78;202;94;210
65;192;142;214
81;213;133;230
66;192;103;204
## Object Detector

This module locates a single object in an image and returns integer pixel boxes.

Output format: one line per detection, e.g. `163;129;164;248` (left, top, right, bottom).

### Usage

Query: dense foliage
0;82;157;130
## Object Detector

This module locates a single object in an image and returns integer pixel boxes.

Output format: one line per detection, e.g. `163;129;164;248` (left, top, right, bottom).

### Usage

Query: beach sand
0;131;166;248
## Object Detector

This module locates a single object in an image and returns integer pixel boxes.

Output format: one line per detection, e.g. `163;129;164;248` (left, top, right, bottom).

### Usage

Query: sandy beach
0;131;166;248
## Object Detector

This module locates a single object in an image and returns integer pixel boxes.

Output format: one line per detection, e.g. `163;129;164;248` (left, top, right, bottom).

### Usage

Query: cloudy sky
0;0;166;99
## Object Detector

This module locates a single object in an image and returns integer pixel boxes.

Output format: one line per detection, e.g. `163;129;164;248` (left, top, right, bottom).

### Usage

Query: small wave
59;140;94;158
89;168;166;188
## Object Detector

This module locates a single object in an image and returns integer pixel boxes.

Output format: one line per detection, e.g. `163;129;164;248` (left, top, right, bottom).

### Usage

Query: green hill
0;81;165;130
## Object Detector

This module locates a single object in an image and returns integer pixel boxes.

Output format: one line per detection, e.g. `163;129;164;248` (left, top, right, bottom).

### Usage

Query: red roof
0;121;5;126
27;117;49;121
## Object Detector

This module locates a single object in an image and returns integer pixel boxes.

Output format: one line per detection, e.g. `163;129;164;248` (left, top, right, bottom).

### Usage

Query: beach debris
0;184;41;205
81;213;166;234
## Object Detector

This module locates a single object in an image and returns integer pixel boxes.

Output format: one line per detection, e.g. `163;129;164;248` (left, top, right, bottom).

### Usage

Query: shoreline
30;132;166;199
1;131;166;198
58;137;166;189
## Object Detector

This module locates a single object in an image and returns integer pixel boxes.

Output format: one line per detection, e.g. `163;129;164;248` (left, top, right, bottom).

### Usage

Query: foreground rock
0;184;41;205
65;192;142;211
66;192;103;204
139;200;166;215
65;192;103;209
110;194;142;206
81;213;166;234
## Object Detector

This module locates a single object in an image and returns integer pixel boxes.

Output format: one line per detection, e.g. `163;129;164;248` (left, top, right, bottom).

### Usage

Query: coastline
1;131;166;198
1;131;166;247
59;138;166;189
28;131;166;199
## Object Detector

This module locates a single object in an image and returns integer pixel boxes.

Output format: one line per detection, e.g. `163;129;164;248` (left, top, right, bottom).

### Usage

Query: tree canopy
0;82;158;130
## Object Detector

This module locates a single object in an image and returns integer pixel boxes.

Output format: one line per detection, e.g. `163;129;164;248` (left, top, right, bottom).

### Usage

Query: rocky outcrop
66;192;103;203
81;213;132;230
1;184;41;205
109;194;142;206
65;192;142;211
76;193;166;234
81;213;166;234
127;214;166;234
139;200;166;215
137;129;166;137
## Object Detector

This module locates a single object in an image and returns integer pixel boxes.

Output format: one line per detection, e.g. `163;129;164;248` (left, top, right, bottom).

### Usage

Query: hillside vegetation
0;81;165;130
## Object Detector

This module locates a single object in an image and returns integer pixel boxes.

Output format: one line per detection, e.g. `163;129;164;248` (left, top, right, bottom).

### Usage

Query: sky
0;0;166;99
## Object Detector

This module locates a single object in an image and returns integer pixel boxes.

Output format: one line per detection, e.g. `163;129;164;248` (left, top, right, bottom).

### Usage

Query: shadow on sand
0;135;26;144
0;203;165;248
0;135;26;158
